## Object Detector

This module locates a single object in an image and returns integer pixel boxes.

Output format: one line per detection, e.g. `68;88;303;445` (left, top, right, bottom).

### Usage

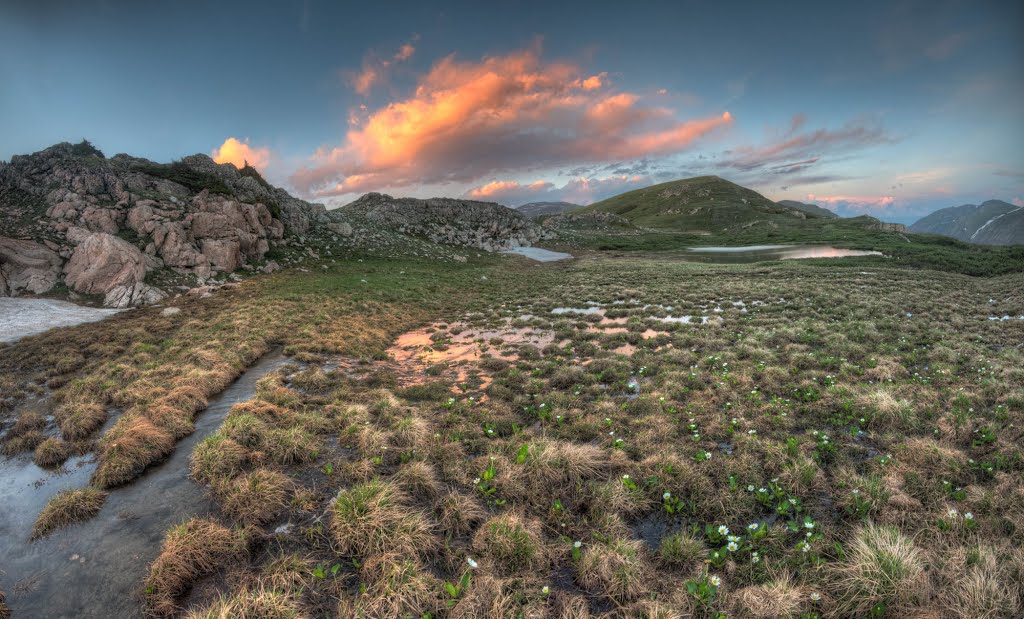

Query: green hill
575;176;821;233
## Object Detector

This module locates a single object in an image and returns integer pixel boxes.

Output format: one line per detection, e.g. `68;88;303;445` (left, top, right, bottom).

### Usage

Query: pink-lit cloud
1013;197;1024;207
464;174;650;206
211;137;271;170
292;46;733;198
351;37;418;96
806;193;896;211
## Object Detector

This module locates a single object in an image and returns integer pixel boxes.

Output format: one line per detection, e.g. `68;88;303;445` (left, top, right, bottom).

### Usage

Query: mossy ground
3;244;1023;617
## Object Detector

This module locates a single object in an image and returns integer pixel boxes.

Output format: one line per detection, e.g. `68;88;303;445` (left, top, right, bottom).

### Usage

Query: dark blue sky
2;0;1021;222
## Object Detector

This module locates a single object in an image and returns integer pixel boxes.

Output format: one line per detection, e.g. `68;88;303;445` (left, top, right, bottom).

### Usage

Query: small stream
0;352;289;618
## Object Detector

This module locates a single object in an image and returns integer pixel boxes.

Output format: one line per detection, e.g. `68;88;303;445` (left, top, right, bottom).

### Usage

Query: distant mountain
777;200;839;219
577;176;827;233
516;201;580;217
909;200;1024;246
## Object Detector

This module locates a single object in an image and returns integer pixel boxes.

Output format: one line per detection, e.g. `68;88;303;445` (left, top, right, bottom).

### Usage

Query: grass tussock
32;487;107;539
342;554;441;619
55;401;107;440
144;518;249;617
830;523;928;615
183;585;303;619
33;436;71;468
577;537;650;602
216;468;292;525
330;479;436;558
472;512;547;576
92;415;174;488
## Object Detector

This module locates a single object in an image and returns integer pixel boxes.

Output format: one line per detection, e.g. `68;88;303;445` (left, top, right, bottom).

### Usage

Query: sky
1;0;1022;223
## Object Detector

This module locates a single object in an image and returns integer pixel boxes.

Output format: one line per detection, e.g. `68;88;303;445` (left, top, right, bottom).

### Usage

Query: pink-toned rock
80;206;122;234
64;232;146;300
0;236;63;296
200;238;241;272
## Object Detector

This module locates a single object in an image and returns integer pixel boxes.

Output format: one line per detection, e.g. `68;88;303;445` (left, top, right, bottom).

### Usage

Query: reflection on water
683;245;883;263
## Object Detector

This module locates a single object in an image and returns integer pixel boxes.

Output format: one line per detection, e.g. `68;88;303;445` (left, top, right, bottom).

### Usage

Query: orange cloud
352;37;418;96
466;180;555;201
294;47;731;197
395;43;416;62
212;137;271;170
353;67;380;96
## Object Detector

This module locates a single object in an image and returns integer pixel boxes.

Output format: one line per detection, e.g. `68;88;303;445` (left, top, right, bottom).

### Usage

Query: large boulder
0;236;63;296
63;232;148;305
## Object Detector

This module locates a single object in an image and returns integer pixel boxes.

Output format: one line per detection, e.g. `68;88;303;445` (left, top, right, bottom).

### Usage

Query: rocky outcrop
0;141;329;306
341;193;546;251
63;232;164;307
0;237;63;296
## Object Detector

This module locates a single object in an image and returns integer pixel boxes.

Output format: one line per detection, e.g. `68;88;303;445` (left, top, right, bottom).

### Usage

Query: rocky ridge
340;192;548;251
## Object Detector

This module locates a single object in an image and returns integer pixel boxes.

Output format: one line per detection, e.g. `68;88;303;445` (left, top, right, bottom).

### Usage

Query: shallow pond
501;246;573;262
0;352;289;618
0;297;121;343
682;245;883;263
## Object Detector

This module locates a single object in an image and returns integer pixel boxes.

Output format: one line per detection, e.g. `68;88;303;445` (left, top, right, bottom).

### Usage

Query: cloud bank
291;46;733;198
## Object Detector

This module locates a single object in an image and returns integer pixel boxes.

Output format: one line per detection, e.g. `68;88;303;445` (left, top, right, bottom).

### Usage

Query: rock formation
0;141;327;306
341;193;547;251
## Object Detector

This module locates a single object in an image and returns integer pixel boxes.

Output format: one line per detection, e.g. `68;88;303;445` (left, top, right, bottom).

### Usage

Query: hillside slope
516;201;580;218
777;199;839;219
577;176;819;233
909;200;1023;246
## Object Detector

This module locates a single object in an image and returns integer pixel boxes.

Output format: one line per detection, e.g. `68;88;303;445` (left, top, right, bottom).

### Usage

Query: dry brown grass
189;434;249;485
216;468;291;525
330;479;436;558
145;518;249;617
393;460;444;500
935;544;1022;619
183;585;304;619
829;523;928;615
577;537;650;603
0;588;9;619
33;436;71;468
91;415;175;488
341;553;441;619
733;571;811;618
472;512;547;576
435;490;488;538
32;487;107;539
55;400;107;440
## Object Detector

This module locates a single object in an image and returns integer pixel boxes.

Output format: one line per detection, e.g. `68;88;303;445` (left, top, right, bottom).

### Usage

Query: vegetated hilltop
776;199;839;219
909;200;1024;246
0;142;551;307
577;176;826;233
516;200;581;218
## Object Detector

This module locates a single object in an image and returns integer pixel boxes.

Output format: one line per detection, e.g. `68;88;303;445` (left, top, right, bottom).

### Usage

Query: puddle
0;352;289;618
500;247;573;262
987;315;1024;321
551;306;604;315
682;245;884;263
0;298;121;343
655;315;709;325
